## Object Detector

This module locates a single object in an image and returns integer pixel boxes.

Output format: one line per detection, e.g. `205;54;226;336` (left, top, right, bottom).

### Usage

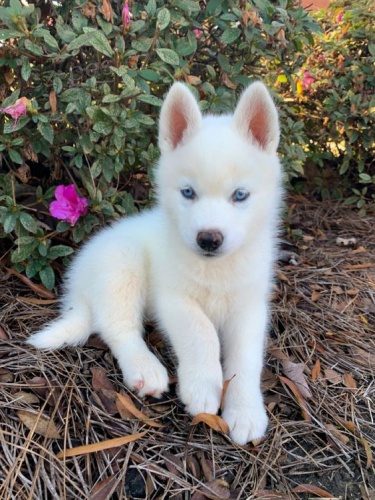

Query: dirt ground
0;197;374;500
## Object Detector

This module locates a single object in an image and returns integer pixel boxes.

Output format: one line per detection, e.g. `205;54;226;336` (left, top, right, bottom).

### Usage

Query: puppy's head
156;82;282;258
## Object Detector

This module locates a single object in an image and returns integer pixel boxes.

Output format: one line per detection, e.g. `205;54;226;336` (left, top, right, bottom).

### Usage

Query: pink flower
302;70;315;90
336;11;343;22
0;101;27;129
49;184;88;226
193;28;203;40
122;2;131;31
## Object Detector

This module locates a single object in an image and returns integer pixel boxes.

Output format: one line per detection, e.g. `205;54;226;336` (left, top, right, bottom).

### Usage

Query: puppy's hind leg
27;302;92;350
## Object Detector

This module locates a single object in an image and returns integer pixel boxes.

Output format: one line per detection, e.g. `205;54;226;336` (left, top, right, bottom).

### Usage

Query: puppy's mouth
199;250;221;258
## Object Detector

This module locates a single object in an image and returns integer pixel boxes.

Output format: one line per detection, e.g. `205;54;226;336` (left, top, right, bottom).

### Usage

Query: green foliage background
0;0;373;289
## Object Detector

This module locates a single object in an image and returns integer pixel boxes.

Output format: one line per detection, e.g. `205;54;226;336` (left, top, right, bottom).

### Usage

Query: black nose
196;231;224;252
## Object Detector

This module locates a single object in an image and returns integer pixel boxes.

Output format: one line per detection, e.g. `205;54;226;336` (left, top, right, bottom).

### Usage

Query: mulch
0;197;374;500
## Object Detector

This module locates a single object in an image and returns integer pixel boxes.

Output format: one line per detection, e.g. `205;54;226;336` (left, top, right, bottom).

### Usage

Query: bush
0;0;319;289
287;0;375;210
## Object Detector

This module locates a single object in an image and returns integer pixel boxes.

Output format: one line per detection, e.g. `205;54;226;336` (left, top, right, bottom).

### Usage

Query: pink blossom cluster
49;184;88;226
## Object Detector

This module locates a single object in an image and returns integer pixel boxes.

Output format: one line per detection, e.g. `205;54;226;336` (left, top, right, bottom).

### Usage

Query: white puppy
28;81;283;445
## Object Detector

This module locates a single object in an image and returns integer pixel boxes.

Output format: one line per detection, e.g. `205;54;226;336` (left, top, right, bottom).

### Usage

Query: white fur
27;81;283;445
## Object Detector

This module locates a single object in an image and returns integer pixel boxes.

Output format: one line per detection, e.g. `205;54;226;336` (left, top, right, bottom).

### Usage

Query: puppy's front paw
119;350;169;398
222;404;268;445
178;367;223;416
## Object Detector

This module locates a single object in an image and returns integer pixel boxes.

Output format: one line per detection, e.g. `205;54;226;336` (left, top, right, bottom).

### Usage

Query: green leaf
33;27;59;50
221;28;241;45
3;212;19;233
47;245;74;260
37;121;54;145
21;59;31;81
132;38;153;53
88;30;114;57
0;28;24;40
136;94;163;106
39;266;55;290
67;31;113;57
102;94;121;103
156;48;179;66
157;8;171;30
11;245;34;263
145;0;157;16
8;149;23;164
19;212;38;233
24;39;44;56
139;69;160;82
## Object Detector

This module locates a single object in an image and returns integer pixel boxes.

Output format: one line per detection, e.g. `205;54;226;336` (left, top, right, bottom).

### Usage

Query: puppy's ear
233;82;280;154
159;83;202;153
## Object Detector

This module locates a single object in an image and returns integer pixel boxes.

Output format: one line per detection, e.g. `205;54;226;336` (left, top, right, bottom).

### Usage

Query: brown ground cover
0;198;374;499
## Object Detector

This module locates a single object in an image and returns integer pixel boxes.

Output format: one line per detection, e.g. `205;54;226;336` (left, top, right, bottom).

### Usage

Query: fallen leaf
352;246;366;254
164;452;183;476
0;325;9;340
191;413;229;435
17;297;57;305
347;288;359;296
345;263;374;270
17;410;61;438
184;74;202;86
324;368;342;385
292;484;333;498
268;345;289;360
325;423;350;445
360;435;373;469
220;71;237;89
81;1;96;19
186;455;201;479
279;376;311;421
28;376;49;398
13;391;39;404
92;475;118;500
99;0;113;23
198;478;231;500
338;420;357;433
220;374;236;410
116;392;163;428
254;490;290;499
343;372;357;389
15;163;31;183
6;268;55;299
85;335;108;350
91;366;117;414
311;359;321;381
281;360;312;399
56;431;147;459
352;347;375;369
276;270;291;286
91;366;115;392
49;90;57;115
198;451;214;482
262;368;278;390
191;493;207;500
311;290;320;302
0;368;13;383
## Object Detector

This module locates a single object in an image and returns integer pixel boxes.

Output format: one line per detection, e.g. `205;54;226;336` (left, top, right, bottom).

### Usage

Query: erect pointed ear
158;83;202;153
233;82;280;154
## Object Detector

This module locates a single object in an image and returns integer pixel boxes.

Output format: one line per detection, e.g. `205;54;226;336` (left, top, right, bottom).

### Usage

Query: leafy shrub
0;0;319;289
289;0;375;210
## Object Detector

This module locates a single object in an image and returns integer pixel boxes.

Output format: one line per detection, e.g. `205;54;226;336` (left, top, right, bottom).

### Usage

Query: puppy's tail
27;305;92;350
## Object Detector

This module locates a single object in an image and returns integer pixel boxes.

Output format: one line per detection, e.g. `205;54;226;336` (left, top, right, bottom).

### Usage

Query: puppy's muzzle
196;231;224;253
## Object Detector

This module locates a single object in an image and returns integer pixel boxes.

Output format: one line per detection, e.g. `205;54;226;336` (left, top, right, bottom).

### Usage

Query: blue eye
181;187;196;199
232;189;250;202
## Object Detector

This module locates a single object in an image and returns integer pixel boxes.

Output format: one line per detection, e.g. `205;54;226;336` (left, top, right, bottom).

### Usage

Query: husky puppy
28;81;283;445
